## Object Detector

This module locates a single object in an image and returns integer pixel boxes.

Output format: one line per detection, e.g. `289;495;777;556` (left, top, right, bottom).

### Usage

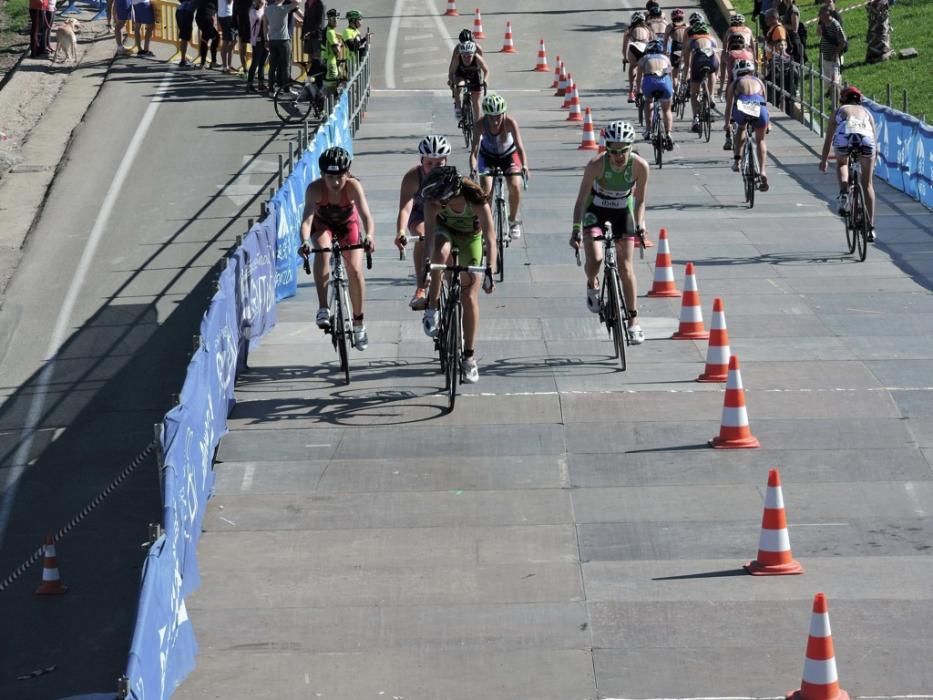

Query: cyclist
448;27;484;62
420;166;496;384
723;59;770;192
721;33;756;91
684;20;720;133
820;85;878;241
720;12;756;92
645;0;669;39
396;135;452;310
569;120;649;345
665;9;688;96
448;40;489;125
635;38;675;150
298;146;376;350
470;92;530;239
623;11;653;103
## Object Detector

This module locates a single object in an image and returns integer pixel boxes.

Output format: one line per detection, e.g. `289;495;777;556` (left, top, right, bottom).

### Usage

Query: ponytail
459;177;487;205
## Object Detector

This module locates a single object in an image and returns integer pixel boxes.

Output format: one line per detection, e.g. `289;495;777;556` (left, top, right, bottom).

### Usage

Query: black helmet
420;165;462;201
319;146;352;174
459;28;473;43
646;0;661;16
326;8;339;18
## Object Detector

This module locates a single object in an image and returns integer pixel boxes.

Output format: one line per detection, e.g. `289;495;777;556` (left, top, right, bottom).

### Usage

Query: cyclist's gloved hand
363;236;375;253
298;241;311;259
569;224;582;250
483;267;494;293
395;231;407;252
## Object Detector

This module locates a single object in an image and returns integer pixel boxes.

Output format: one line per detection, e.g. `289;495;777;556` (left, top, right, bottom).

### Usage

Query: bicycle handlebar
429;263;488;274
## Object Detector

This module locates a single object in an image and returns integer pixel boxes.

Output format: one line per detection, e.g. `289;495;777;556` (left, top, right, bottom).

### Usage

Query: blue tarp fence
121;90;352;700
864;99;933;210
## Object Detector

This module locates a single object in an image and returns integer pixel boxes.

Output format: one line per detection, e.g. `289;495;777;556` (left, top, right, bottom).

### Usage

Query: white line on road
240;463;255;492
384;0;405;88
0;70;175;549
405;33;434;40
403;46;439;54
424;0;456;53
904;481;926;516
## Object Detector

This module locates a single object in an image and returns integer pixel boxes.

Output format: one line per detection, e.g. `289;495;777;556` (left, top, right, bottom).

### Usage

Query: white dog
53;18;81;63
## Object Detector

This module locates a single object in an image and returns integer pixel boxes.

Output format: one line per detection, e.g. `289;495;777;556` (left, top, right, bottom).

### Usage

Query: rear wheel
653;114;663;168
743;146;756;209
844;185;857;254
853;182;869;262
274;80;315;123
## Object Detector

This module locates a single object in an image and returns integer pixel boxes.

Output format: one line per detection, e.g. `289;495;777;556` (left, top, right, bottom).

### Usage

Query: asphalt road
1;0;932;698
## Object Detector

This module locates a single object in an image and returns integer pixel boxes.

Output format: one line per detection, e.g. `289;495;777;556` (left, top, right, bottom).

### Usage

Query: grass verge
4;0;30;34
728;0;931;121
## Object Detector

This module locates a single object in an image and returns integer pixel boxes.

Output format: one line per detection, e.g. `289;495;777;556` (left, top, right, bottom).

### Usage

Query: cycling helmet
727;33;747;49
688;11;703;23
840;86;863;104
458;40;476;55
481;92;507;116
646;0;662;16
458;28;473;43
326;8;339;18
646;38;665;54
603;120;636;145
346;10;362;21
671;8;685;20
730;13;745;25
630;11;646;24
319;146;351;174
418;134;451;158
691;22;709;34
421;165;462;201
733;59;755;77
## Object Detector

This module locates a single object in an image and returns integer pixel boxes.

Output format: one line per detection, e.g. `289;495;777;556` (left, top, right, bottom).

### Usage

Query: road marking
240;463;255;492
402;60;444;69
0;70;175;548
384;0;405;88
402;74;447;84
406;33;433;40
904;482;926;516
403;46;438;54
424;0;456;53
558;457;570;488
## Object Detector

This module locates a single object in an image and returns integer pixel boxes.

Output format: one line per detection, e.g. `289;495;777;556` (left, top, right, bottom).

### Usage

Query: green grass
4;0;31;34
729;0;932;121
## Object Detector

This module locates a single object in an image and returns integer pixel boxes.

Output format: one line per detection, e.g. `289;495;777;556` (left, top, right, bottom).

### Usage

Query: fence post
807;64;814;132
902;89;908;115
288;142;294;176
818;75;824;137
277;154;283;188
886;83;891;107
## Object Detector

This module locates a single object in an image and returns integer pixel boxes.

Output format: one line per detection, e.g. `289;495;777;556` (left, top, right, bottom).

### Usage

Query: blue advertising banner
864;99;932;210
235;220;278;350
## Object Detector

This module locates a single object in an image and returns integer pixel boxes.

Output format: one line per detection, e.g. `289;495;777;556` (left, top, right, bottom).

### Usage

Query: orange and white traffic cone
444;0;458;16
710;354;761;449
534;38;549;71
501;20;516;53
34;535;69;596
697;297;731;382
646;228;680;297
555;63;568;96
562;73;575;108
472;8;485;38
566;85;583;121
578;108;599;150
745;468;804;575
671;262;708;338
787;594;849;700
551;56;561;87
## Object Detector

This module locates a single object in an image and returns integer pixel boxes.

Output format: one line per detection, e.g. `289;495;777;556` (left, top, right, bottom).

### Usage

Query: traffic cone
34;535;69;595
578;108;598;150
444;0;458;16
555;63;568;96
534;39;549;71
501;20;516;53
710;355;761;449
472;8;485;39
671;262;709;339
697;297;731;382
787;594;849;700
745;469;804;575
566;85;583;121
562;73;575;108
646;228;680;297
551;56;561;87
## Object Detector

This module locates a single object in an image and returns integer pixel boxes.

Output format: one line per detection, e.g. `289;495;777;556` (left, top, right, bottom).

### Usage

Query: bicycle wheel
334;298;350;385
702;103;712;143
495;198;507;282
274;80;314;124
606;268;628;371
636;95;644;126
445;300;461;412
461;96;473;150
436;280;450;373
743;146;756;209
853;182;868;262
653;116;663;169
844;184;857;255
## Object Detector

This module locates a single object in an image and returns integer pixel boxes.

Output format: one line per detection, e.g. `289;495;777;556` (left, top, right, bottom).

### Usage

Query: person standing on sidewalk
247;0;268;91
817;4;847;95
113;0;134;56
175;0;200;67
217;0;237;72
132;0;156;56
302;0;326;86
28;0;52;58
197;1;220;67
263;0;299;90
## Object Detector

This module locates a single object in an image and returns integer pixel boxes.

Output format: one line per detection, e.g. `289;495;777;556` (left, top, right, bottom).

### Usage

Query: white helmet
733;59;756;77
418;134;451;158
603;120;636;145
458;40;476;55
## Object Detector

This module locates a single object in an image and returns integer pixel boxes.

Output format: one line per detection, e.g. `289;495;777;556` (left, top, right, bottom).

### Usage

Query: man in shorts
176;0;199;67
113;0;133;56
132;0;156;56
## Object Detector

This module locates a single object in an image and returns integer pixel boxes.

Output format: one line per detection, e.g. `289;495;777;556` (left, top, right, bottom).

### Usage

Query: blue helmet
646;39;665;54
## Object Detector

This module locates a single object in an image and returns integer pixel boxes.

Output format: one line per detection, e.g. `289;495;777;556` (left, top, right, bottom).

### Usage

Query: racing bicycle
273;76;327;124
841;145;870;262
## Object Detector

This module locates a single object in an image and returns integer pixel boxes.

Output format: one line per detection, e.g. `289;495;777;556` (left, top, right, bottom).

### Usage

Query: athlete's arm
299;180;320;247
469;123;482;174
723;81;735;130
447;49;458;84
510;117;529;176
349;179;376;250
570;158;599;248
632;156;649;230
396;168;418;243
475;54;489;83
478;202;496;285
634;59;644;89
819;111;839;171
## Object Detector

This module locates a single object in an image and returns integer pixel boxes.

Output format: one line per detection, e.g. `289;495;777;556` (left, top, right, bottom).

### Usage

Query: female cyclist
723;59;771;191
569;120;649;345
395;134;452;310
470;92;529;239
298;146;376;350
820;86;878;241
623;12;653;102
420;166;496;384
448;40;489;124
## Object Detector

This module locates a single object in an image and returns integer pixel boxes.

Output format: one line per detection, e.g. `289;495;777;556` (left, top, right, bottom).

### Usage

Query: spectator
29;0;51;58
264;0;300;91
247;0;268;91
342;9;369;69
217;0;237;72
764;8;797;113
753;0;778;36
197;1;220;68
322;8;344;94
176;0;199;68
132;0;156;56
821;0;844;27
113;0;133;55
779;0;806;63
302;0;326;85
234;0;252;71
817;4;846;93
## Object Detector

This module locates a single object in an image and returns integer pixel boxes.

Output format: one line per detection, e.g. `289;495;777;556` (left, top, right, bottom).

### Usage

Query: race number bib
737;100;762;118
631;41;647;53
592;196;628;209
845;117;872;137
700;47;714;57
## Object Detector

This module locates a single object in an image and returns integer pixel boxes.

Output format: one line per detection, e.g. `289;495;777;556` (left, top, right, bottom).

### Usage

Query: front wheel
274;80;316;123
606;269;628;371
495;198;507;282
445;300;461;412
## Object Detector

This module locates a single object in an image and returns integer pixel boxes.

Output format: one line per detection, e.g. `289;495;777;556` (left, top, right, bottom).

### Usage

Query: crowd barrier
110;49;367;700
863;99;933;210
